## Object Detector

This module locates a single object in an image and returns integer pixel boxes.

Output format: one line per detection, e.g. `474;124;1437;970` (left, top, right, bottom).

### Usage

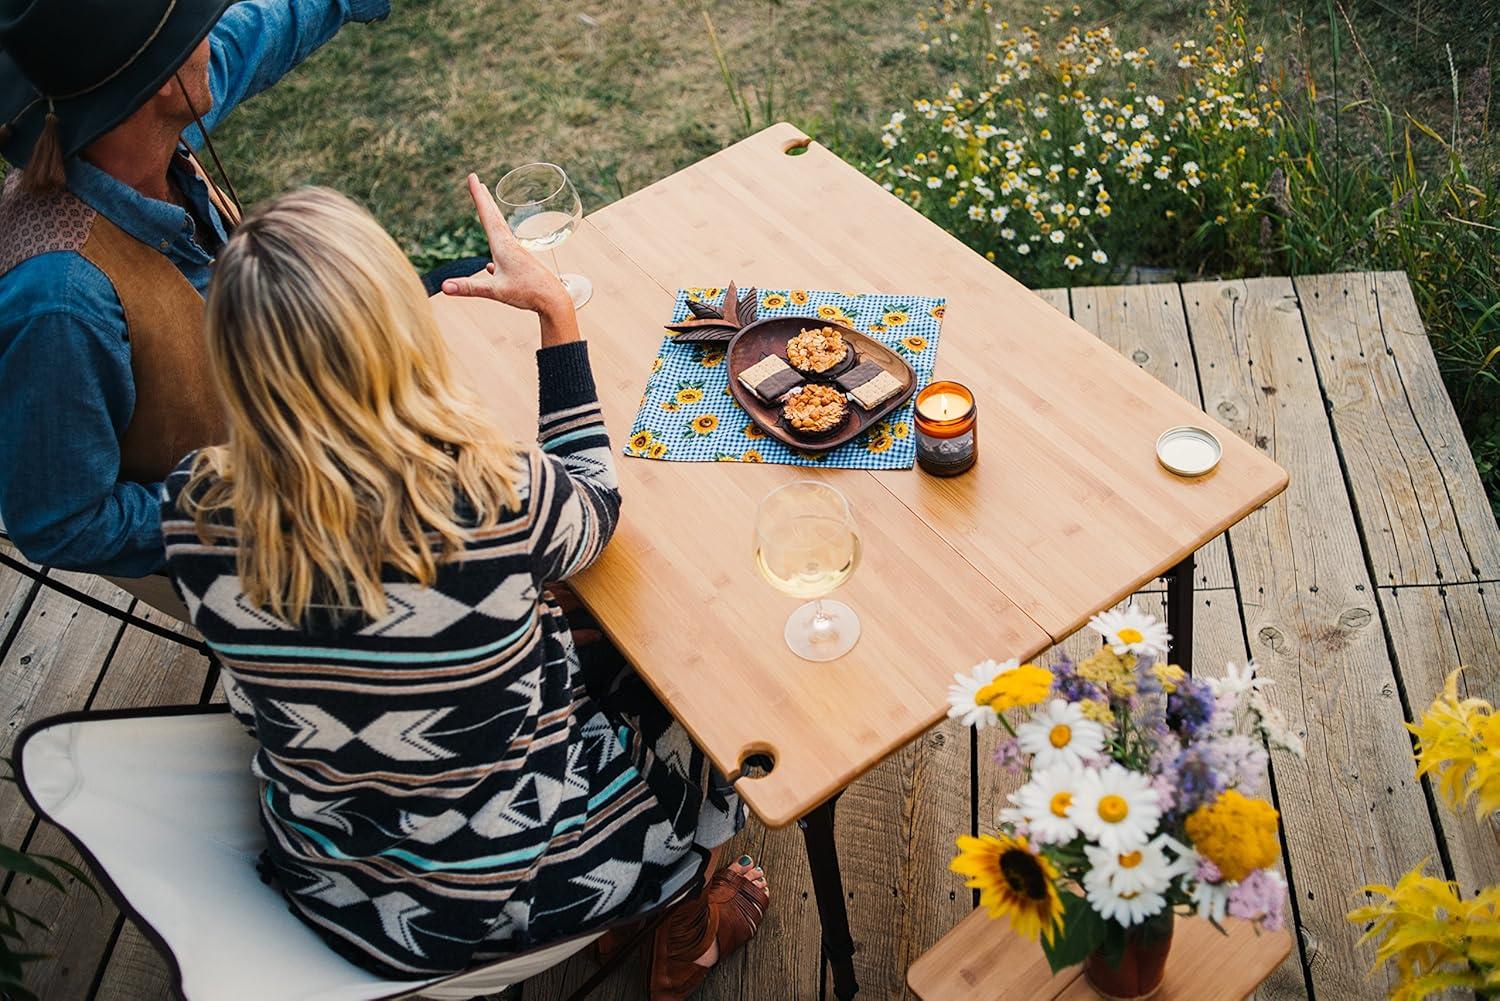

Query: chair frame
14;704;709;1001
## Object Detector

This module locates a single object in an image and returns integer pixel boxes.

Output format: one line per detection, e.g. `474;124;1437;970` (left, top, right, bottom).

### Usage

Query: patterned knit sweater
162;342;721;977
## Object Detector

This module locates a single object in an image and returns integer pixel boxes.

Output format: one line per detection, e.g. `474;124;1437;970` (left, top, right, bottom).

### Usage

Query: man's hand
441;173;571;316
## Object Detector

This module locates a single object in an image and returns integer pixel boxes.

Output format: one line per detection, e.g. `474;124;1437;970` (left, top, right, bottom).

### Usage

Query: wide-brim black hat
0;0;233;168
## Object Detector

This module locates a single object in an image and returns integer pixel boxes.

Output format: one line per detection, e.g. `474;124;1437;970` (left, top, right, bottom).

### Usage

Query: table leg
1164;552;1195;674
798;791;859;1000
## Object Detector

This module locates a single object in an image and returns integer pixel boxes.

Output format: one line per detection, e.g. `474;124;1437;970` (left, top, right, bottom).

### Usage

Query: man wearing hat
0;0;389;585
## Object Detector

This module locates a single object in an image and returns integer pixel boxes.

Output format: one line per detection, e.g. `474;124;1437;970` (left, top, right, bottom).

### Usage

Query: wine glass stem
809;598;835;642
549;249;563;277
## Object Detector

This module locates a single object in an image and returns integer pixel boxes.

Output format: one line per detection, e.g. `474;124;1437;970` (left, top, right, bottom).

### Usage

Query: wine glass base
784;600;860;662
561;273;593;309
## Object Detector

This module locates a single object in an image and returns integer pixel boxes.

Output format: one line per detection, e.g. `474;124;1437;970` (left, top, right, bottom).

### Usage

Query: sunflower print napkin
624;287;945;469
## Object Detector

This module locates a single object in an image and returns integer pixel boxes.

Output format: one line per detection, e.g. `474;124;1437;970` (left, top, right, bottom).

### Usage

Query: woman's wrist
536;295;582;347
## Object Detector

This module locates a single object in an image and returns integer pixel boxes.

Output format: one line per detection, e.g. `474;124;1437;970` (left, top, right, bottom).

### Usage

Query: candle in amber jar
914;380;977;476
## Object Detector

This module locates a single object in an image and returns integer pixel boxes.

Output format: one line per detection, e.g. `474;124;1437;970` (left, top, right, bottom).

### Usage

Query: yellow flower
1151;663;1186;694
902;335;929;353
816;304;851;322
866;433;894;454
870;322;888;333
743;449;764;463
1409;669;1500;818
628;430;653;452
892;422;910;439
974;663;1053;712
660;401;681;412
676;386;705;405
930;304;946;320
690;414;719;435
762;293;789;309
1348;863;1500;1000
1185;790;1280;882
715;453;740;462
951;833;1064;944
883;309;911;326
790;290;809;305
1079;699;1114;725
651;357;664;373
743;423;766;440
700;350;725;369
1077;645;1138;698
647;441;668;459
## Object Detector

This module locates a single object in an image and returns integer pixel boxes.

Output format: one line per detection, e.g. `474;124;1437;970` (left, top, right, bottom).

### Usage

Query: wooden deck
2;272;1496;1000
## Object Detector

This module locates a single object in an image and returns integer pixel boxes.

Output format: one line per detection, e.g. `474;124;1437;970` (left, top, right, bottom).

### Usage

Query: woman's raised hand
441;174;571;316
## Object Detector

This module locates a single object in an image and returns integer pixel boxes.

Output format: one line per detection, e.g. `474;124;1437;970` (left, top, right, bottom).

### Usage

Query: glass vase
1082;911;1175;1001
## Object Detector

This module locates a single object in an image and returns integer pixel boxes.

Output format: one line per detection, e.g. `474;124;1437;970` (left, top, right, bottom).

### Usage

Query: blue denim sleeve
190;0;391;141
0;256;166;576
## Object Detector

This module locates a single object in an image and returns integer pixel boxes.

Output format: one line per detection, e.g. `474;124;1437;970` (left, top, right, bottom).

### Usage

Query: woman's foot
693;855;770;967
649;855;771;1000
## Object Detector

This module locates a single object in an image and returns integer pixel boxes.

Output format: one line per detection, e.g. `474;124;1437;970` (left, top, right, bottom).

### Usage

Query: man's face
161;38;213;122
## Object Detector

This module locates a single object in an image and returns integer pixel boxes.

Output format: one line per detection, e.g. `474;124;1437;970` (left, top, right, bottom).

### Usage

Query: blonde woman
161;179;768;996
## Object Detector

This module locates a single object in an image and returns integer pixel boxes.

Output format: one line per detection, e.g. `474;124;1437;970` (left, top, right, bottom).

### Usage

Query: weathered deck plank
1376;582;1500;894
1184;276;1440;999
1296;272;1500;585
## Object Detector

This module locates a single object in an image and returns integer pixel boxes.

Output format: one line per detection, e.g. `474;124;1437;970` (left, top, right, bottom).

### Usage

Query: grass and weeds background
14;0;1499;515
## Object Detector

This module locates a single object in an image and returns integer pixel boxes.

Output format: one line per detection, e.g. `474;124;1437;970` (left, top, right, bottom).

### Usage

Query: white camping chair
16;707;705;1001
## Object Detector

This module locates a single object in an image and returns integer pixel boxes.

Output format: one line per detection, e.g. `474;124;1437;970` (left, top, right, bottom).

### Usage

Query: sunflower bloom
951;833;1065;944
1185;790;1280;882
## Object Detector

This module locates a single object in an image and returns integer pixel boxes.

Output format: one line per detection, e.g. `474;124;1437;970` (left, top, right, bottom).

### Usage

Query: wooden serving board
726;316;918;452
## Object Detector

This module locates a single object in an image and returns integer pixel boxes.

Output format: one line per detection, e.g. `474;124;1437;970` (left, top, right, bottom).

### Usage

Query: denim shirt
0;0;390;577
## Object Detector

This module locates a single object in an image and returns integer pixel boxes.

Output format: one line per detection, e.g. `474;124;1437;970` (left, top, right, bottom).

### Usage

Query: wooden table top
906;907;1293;1000
430;123;1286;827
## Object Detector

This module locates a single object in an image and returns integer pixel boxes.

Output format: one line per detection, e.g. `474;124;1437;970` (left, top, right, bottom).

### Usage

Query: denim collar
66;145;229;266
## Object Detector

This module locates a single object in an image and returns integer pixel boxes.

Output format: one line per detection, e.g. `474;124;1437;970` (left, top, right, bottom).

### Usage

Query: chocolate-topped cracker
835;359;887;392
738;354;804;403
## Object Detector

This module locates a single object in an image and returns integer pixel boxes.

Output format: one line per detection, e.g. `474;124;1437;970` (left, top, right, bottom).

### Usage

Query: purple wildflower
1174;742;1227;813
992;736;1026;775
1167;677;1216;739
1050;652;1104;703
1228;868;1287;932
1196;857;1222;883
1215;734;1270;795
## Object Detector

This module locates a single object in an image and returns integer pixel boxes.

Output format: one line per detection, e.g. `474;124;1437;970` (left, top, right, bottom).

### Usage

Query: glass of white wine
754;480;862;662
495;162;592;309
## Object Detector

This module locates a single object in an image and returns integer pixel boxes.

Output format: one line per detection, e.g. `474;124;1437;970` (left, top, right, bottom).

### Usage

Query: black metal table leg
1164;552;1195;674
799;791;859;1000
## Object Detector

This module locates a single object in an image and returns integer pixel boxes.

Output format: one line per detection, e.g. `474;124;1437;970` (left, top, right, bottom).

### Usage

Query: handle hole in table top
782;137;811;156
736;745;778;780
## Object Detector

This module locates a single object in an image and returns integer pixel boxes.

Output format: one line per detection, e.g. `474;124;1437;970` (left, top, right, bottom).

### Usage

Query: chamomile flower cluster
946;607;1302;968
873;2;1282;282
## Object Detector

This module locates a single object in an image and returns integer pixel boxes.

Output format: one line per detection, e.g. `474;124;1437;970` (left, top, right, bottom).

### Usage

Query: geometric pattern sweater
162;341;737;977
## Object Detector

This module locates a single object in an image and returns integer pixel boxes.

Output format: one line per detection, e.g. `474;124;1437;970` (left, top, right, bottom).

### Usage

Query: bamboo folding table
433;123;1287;999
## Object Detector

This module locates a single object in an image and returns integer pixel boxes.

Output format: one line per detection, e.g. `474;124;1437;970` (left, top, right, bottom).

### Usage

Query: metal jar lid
1156;425;1222;477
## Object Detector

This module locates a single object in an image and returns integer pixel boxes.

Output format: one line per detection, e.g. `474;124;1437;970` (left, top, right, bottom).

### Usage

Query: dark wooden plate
726;317;918;453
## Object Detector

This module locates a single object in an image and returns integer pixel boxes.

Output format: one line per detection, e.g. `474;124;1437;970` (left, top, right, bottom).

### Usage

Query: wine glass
754;480;862;662
495;162;592;309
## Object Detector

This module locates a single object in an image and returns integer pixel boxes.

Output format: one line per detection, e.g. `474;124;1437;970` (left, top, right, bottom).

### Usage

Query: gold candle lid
1156;425;1222;477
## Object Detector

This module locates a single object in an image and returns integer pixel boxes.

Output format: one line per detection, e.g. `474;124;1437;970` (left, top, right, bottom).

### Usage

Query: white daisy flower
1016;243;1031;255
1084;833;1191;896
1208;661;1271;701
1091;249;1109;264
1050;230;1066;244
1189;875;1231;923
1073;764;1161;852
946;658;1019;729
1083;866;1168;926
968;205;986;221
926;176;943;189
1017;699;1106;770
1000;764;1082;845
990;206;1009;224
1087;604;1171;657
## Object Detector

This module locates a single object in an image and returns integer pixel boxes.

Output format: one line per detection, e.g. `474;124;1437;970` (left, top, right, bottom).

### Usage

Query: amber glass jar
914;381;977;476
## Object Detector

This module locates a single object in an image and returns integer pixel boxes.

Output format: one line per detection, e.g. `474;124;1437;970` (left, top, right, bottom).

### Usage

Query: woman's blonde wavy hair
183;187;521;625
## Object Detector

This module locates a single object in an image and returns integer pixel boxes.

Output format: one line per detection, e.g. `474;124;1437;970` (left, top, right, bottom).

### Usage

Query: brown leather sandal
648;886;720;1001
706;864;770;958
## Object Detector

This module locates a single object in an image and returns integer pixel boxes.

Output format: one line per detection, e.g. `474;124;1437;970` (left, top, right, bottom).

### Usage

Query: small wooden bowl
727;317;918;453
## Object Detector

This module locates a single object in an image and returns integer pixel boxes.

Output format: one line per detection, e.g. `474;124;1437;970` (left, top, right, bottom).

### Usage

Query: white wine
512;210;579;252
754;516;861;599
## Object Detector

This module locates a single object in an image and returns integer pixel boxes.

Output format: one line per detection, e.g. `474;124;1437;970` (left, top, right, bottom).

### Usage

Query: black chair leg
799;791;859;1000
1165;552;1195;674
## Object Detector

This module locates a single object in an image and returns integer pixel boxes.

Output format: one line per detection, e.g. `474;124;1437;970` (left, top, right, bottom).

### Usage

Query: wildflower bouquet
1348;670;1500;1001
946;606;1302;973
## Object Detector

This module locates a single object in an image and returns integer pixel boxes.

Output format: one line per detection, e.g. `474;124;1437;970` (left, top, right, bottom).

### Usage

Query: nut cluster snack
786;326;849;374
782;383;849;434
